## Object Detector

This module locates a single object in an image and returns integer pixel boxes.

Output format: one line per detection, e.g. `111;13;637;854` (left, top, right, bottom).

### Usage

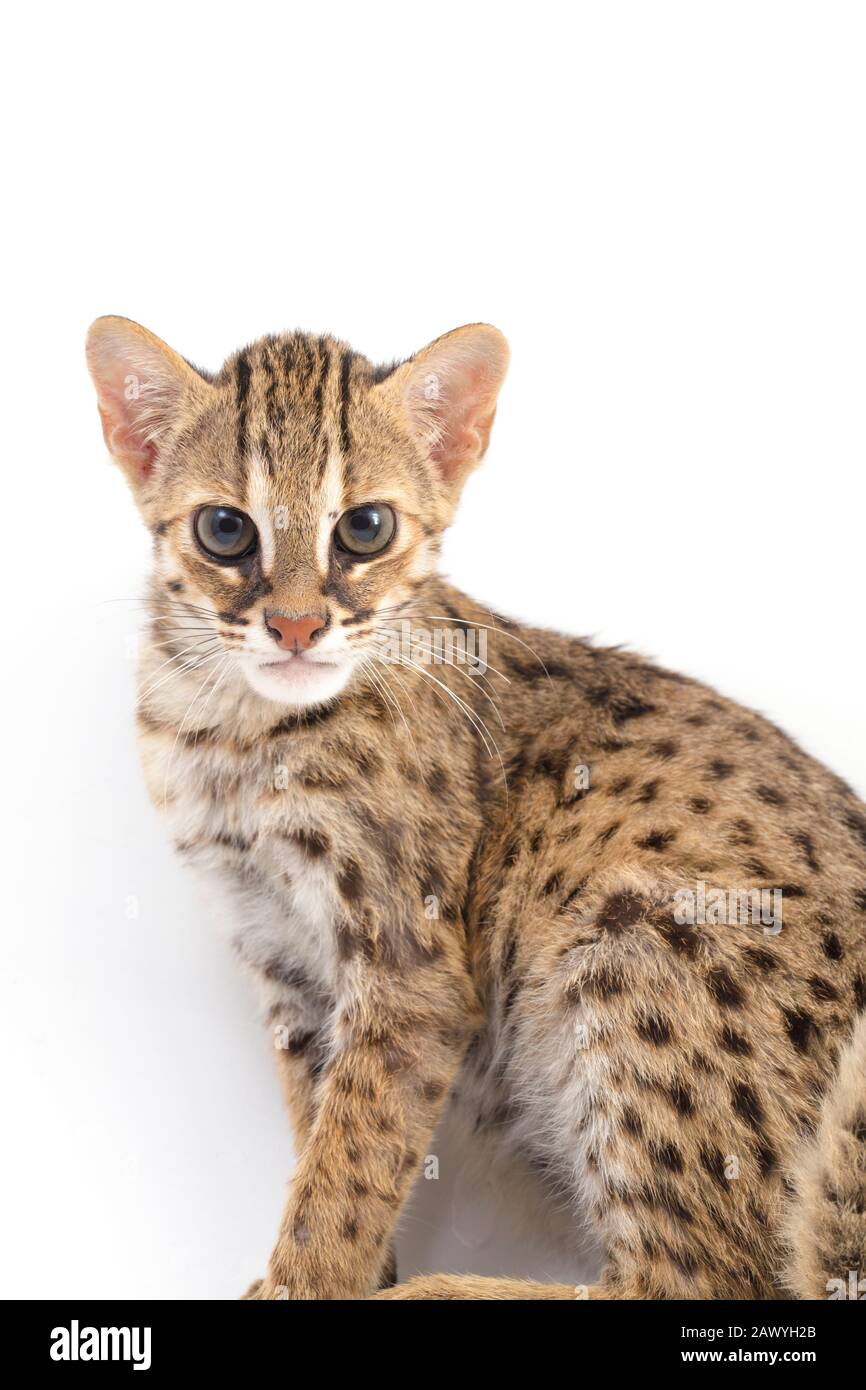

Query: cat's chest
218;832;340;997
145;732;343;997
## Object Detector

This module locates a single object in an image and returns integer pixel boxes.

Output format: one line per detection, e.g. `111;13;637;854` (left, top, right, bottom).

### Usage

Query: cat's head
86;318;508;708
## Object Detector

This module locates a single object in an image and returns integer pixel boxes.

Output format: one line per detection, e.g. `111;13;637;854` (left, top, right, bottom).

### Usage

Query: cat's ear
85;316;211;493
376;324;509;496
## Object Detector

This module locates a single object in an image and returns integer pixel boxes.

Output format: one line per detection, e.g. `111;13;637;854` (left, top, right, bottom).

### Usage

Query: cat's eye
334;504;396;558
193;505;258;563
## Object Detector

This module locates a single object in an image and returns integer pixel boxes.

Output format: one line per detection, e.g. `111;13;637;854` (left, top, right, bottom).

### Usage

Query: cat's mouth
241;650;355;707
260;654;341;675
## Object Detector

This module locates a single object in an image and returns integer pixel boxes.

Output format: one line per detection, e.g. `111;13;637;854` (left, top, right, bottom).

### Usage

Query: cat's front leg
249;935;479;1301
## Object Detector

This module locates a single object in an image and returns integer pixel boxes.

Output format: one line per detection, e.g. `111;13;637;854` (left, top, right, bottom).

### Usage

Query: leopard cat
86;315;866;1300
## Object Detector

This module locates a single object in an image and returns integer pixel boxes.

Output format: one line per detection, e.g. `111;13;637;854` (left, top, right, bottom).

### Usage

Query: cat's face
87;320;508;708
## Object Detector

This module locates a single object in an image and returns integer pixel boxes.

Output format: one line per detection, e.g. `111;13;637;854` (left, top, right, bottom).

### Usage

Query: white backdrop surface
2;1;864;1297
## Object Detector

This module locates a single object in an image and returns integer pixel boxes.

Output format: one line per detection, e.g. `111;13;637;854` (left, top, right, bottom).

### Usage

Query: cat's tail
785;1011;866;1299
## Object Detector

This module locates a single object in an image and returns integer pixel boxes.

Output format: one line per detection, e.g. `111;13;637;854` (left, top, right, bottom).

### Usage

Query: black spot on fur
706;967;744;1009
502;837;521;867
640;1182;693;1225
791;830;820;872
634;779;659;804
270;704;338;734
708;759;735;779
577;967;623;1001
560;880;587;912
638;1012;673;1045
822;932;844;961
671;1248;699;1279
587;685;612;706
261;956;313;992
656;916;699;958
509;657;573;683
755;1142;776;1177
732;1081;764;1131
290;829;330;859
637;829;677;851
743;859;771;879
700;1145;729;1189
755;785;786;806
745;948;777;974
596;891;648;932
783;1009;816;1053
688;797;712;814
720;1025;751;1056
808;975;839;1003
667;1081;694;1116
651;740;678;760
342;1217;359;1242
612;697;656;725
337;860;364;903
652;1140;683;1173
213;832;251;853
622;1106;643;1137
730;818;755;846
777;883;807;899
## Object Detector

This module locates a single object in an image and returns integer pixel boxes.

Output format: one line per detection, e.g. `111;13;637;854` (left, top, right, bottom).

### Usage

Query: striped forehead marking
229;336;362;482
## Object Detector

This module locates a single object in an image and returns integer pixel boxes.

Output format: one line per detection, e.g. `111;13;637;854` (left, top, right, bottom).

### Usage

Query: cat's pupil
216;514;242;540
349;507;381;543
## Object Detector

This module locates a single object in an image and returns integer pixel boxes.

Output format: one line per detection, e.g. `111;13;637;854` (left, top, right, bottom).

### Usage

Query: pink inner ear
125;435;158;482
423;360;499;481
98;400;157;482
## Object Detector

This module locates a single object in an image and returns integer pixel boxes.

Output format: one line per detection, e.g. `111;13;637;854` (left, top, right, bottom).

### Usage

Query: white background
2;2;865;1298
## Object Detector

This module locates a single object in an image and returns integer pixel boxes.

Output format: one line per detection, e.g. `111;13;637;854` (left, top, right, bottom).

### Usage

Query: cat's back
470;607;866;1002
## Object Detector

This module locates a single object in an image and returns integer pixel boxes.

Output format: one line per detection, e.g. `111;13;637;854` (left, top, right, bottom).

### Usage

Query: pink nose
265;613;326;652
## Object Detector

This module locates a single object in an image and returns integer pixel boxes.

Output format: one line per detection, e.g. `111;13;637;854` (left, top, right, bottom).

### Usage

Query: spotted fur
87;316;866;1300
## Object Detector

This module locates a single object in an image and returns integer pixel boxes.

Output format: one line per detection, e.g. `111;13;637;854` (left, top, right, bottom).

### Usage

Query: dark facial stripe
233;572;274;613
339;349;353;458
260;343;278;475
235;350;252;461
314;339;331;484
313;338;330;441
280;335;303;389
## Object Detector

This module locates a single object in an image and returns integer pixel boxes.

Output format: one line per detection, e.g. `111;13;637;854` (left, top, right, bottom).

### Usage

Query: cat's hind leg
484;867;801;1300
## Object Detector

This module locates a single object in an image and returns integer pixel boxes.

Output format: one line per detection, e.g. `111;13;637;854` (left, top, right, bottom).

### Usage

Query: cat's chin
240;653;355;708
